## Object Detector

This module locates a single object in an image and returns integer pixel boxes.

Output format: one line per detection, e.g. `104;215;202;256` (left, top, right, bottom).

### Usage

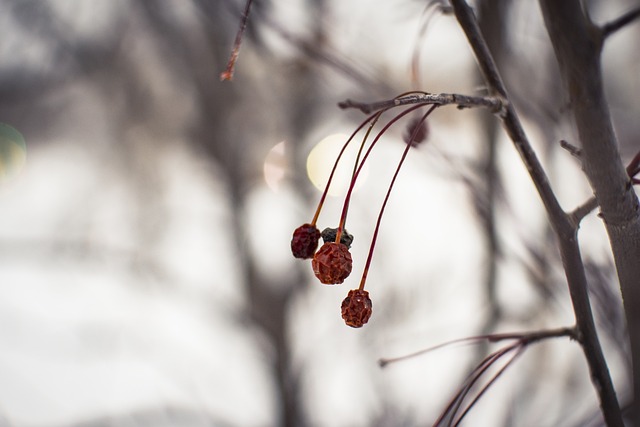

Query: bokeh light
0;123;26;183
306;133;369;196
263;141;287;192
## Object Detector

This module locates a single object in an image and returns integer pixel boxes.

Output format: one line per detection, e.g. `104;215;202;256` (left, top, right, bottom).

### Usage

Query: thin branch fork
338;92;505;115
602;6;640;39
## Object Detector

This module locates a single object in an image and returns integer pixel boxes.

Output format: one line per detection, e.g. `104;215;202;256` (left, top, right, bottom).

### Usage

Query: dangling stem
336;111;387;232
220;0;254;81
358;105;437;290
335;103;430;244
310;111;387;226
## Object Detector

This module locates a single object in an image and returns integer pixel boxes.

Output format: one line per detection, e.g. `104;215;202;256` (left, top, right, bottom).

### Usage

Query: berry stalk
358;105;436;290
335;103;430;244
310;111;386;226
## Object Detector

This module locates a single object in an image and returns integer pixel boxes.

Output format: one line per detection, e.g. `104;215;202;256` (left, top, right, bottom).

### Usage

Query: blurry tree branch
540;2;640;425
602;6;640;39
219;0;390;94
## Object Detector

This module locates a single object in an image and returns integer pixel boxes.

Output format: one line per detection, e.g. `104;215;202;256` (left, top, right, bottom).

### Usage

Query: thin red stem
357;105;437;290
434;344;518;427
334;92;430;243
452;346;524;426
626;150;640;177
310;112;385;226
335;103;429;243
339;111;386;230
220;0;254;81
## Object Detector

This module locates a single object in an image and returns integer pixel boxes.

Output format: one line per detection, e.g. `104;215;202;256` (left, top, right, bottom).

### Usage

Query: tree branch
602;6;640;39
338;92;505;115
450;1;624;425
569;196;599;226
540;2;640;425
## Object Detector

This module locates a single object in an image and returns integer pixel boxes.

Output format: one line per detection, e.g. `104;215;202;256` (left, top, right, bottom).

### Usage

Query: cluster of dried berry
291;223;370;327
291;98;436;328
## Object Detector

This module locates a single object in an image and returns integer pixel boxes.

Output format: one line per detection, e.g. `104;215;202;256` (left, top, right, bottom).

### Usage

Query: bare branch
541;2;640;425
602;6;640;39
338;92;505;115
570;196;599;226
560;139;583;158
220;0;254;81
379;326;576;367
450;0;568;228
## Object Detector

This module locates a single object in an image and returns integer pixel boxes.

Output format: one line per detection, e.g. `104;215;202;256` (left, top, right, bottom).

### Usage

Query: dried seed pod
321;227;354;249
291;223;321;259
341;289;372;328
312;242;352;284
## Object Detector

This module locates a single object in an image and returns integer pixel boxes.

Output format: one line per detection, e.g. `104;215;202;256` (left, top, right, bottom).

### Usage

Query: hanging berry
341;289;372;328
312;242;352;284
291;223;321;259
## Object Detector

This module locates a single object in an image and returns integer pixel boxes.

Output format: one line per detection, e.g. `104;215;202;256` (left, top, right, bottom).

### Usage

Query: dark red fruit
312;242;352;284
341;289;372;328
291;224;321;259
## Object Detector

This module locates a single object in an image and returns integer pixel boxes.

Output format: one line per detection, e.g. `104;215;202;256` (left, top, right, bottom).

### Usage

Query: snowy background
0;1;638;426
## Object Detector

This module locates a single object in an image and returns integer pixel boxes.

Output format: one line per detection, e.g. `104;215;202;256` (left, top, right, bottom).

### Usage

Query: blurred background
0;0;638;426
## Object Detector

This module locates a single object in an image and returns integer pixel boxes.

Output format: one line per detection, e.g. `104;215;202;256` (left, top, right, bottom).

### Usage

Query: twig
379;326;575;367
338;92;505;115
452;346;524;427
434;344;519;427
602;6;640;39
435;327;575;426
220;0;254;81
560;139;582;158
570;196;599;226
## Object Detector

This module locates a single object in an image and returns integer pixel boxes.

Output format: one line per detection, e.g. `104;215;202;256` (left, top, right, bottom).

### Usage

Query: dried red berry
312;242;352;284
341;289;372;328
291;224;321;259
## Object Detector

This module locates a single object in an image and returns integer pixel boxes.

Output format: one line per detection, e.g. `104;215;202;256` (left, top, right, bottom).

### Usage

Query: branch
451;1;624;425
450;1;568;228
338;92;505;115
560;139;583;158
220;0;254;81
569;196;599;225
602;6;640;39
379;326;576;367
541;2;640;425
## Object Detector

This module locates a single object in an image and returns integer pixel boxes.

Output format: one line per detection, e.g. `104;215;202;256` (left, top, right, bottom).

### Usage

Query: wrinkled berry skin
291;224;321;259
312;242;352;284
321;227;354;249
341;289;372;328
